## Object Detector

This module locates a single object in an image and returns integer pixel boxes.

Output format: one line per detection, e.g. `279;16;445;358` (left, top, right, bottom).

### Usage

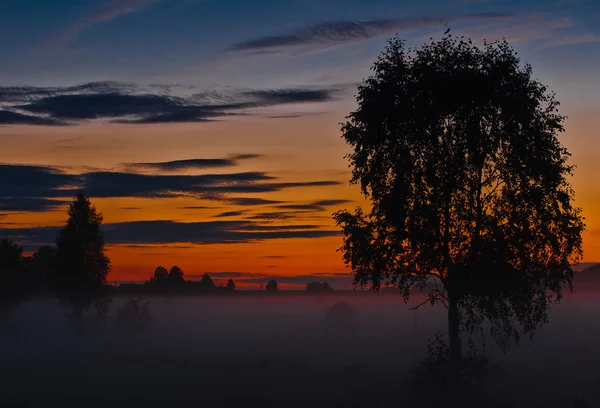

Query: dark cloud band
230;13;513;52
0;82;338;126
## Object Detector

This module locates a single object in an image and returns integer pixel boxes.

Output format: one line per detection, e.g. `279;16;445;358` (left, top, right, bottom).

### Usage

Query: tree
30;246;57;288
150;266;169;284
198;273;215;291
168;266;185;284
54;193;111;327
333;33;584;378
225;278;236;291
0;238;26;320
306;281;334;292
265;280;278;292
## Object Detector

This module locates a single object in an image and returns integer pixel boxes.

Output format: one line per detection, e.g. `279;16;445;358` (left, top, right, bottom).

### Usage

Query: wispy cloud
276;199;353;211
120;154;262;173
542;33;600;48
0;220;342;248
46;0;163;46
0;82;339;126
0;163;341;201
229;13;513;53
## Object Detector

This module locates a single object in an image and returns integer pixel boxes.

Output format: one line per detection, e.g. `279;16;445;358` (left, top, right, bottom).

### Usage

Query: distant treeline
115;268;341;294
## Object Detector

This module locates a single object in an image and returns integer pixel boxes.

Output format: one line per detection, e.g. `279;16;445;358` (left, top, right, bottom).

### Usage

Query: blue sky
1;0;600;281
1;0;599;90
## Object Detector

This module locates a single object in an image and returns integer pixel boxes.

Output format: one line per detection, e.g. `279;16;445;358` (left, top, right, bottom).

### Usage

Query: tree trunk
448;291;462;405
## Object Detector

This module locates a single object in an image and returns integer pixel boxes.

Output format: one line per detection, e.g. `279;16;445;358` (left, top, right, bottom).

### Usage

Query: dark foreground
1;292;599;407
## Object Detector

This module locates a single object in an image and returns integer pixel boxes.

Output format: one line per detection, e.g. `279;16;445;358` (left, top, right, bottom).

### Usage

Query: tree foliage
168;265;185;284
151;266;169;283
265;280;278;292
225;278;236;291
199;273;215;291
54;193;111;316
334;33;584;351
0;238;26;319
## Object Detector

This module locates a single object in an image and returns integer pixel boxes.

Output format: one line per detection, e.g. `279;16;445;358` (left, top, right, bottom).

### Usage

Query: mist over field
2;285;600;407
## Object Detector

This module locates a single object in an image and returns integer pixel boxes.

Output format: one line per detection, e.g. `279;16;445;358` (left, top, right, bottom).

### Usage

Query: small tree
168;266;185;284
334;33;584;380
150;266;169;284
306;281;334;292
54;193;111;328
226;278;236;291
265;280;278;293
199;273;215;291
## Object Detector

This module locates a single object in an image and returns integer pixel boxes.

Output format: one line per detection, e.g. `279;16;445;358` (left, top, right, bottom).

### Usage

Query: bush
114;297;153;333
325;301;357;331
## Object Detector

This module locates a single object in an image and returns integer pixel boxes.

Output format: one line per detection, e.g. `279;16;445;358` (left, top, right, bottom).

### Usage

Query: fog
1;289;599;407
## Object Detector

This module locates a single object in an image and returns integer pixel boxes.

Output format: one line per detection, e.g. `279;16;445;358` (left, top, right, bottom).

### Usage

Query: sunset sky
1;0;599;287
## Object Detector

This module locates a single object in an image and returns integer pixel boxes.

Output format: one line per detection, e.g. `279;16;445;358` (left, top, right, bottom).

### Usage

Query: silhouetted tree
150;266;169;284
53;193;111;329
168;265;185;284
226;278;236;291
306;281;334;292
265;280;278;292
334;33;585;383
0;238;26;320
29;245;57;289
198;273;215;291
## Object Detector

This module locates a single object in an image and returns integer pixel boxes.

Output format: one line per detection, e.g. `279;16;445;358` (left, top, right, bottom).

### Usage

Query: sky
0;0;599;288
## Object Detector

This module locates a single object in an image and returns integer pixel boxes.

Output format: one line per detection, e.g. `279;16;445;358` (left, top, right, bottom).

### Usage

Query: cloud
121;154;263;173
542;33;600;47
0;198;69;212
228;154;263;161
0;110;64;126
229;13;513;53
223;197;284;206
0;220;342;248
46;0;163;46
190;271;269;279
1;82;337;125
275;199;353;212
214;211;247;218
265;112;329;119
247;212;297;220
0;164;76;198
312;199;352;206
123;158;236;172
232;273;352;288
0;164;340;204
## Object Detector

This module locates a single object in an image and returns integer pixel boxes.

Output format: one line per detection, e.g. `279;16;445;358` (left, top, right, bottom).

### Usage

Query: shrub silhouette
225;278;235;291
325;301;356;331
168;266;185;284
306;281;334;292
265;280;278;292
114;297;153;333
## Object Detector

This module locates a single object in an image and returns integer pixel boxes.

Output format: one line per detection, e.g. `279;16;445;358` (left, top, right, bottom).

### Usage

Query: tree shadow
404;331;494;407
113;296;153;335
